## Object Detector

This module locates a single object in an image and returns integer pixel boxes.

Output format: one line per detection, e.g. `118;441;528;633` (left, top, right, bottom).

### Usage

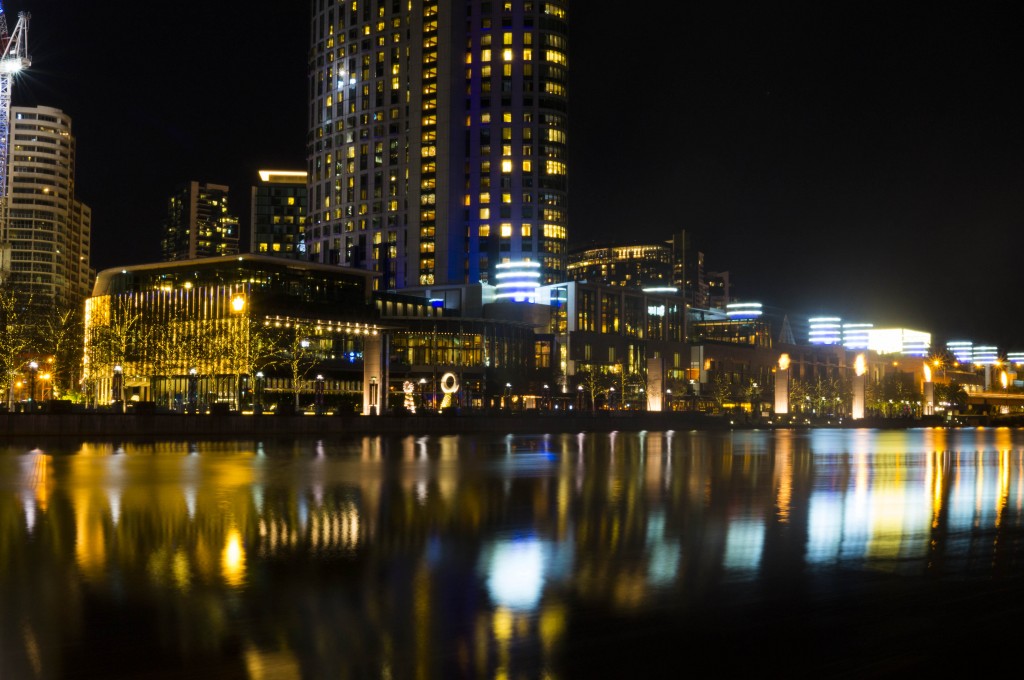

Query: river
3;427;1024;677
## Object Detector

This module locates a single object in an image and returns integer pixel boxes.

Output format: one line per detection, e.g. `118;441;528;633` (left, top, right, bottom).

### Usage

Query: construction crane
0;1;30;278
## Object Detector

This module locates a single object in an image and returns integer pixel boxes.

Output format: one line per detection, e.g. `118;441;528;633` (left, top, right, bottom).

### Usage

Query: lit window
500;223;512;238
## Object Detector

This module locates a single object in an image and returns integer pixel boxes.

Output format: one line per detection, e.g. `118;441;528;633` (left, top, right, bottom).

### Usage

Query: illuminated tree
0;283;33;408
275;323;318;409
709;371;731;412
35;302;84;399
789;378;809;414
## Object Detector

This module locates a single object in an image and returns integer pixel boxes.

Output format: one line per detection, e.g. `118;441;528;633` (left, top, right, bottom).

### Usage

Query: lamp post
543;383;550;411
666;388;672;412
112;365;124;413
609;386;616;411
255;371;265;415
505;382;512;411
187;368;198;414
419;377;427;413
369;375;379;416
315;374;325;415
577;384;584;411
27;361;37;412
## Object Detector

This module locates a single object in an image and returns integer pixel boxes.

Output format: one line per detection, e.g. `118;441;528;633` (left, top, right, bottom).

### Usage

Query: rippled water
3;428;1024;678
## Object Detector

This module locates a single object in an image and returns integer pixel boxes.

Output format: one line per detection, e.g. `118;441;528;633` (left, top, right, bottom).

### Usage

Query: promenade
3;409;1012;440
1;409;727;439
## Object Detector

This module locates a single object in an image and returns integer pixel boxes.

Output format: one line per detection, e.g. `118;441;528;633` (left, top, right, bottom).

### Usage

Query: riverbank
0;410;1004;439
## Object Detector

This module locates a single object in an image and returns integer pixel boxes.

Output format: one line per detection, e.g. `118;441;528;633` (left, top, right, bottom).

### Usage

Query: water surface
3;428;1024;677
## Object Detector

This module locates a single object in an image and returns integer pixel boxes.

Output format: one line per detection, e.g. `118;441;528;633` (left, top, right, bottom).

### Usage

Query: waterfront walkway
2;410;726;438
2;409;1006;439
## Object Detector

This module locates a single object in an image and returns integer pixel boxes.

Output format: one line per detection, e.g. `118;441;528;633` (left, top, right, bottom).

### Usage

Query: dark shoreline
2;411;1017;439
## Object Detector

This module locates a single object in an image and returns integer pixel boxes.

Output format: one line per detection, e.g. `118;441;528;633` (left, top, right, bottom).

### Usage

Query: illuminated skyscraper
160;181;239;262
307;0;569;291
3;106;92;303
250;170;308;259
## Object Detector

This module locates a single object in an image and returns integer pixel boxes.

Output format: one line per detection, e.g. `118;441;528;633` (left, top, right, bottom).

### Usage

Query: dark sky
10;1;1024;347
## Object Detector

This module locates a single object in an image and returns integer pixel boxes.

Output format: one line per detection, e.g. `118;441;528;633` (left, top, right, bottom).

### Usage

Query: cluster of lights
726;302;762;320
263;316;379;336
842;323;873;350
972;345;999;366
809;317;842;345
946;341;973;363
494;261;541;303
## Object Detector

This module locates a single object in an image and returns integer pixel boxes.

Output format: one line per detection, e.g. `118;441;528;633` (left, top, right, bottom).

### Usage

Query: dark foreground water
4;428;1024;678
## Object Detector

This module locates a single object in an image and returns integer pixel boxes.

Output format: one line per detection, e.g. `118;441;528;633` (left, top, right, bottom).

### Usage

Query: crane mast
0;2;30;279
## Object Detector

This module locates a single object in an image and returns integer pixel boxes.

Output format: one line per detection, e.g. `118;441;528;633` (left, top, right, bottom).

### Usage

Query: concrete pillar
774;354;790;415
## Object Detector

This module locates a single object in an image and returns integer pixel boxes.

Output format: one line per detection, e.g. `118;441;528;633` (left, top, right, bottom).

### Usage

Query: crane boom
0;2;29;278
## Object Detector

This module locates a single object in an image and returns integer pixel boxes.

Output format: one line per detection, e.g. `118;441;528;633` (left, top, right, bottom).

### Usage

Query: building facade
306;0;569;290
1;105;92;303
250;170;308;259
566;243;674;288
160;181;239;262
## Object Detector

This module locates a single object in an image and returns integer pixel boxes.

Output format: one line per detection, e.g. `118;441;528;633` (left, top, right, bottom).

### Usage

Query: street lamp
609;386;616;411
315;374;325;415
577;384;584;411
255;371;265;414
666;388;672;412
419;377;427;412
187;368;199;414
543;384;550;411
505;382;512;411
27;361;37;411
112;365;124;412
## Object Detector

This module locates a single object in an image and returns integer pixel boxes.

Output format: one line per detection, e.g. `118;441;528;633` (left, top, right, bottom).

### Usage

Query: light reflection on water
3;428;1024;677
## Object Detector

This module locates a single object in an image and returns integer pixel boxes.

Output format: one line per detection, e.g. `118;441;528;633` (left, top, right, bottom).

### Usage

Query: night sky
10;1;1024;346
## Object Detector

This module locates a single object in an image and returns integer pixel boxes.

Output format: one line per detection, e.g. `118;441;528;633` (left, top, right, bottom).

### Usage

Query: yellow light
1001;371;1008;390
855;354;867;377
778;353;790;371
922;363;931;382
221;528;246;587
231;295;246;313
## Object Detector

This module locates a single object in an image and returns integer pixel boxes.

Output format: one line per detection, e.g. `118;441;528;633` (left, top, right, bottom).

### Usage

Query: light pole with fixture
112;365;124;412
187;368;199;414
27;361;37;412
255;371;265;414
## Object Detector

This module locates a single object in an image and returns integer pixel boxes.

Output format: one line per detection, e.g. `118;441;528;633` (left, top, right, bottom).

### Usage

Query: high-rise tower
160;181;239;262
5;106;92;303
307;0;569;291
250;170;308;259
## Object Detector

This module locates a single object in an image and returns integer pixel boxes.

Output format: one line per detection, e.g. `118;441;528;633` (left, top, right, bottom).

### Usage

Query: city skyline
11;1;1023;346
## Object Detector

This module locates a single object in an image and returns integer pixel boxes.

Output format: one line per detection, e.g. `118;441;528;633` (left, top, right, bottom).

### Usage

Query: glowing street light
27;361;37;410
